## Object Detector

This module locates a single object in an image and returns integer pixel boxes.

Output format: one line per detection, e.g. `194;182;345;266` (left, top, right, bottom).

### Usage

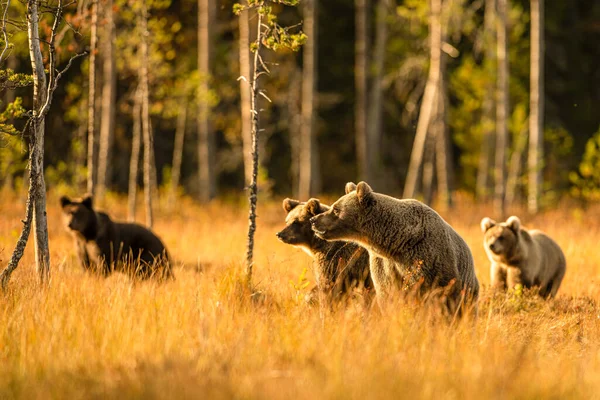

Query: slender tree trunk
506;120;528;205
239;6;253;187
198;0;216;202
288;69;302;198
435;49;453;208
128;87;142;221
403;0;442;199
298;0;318;199
422;111;437;206
476;0;496;201
96;0;116;200
27;0;50;282
245;9;264;285
168;105;187;208
528;0;544;213
86;0;98;195
367;0;389;188
355;0;370;182
140;2;153;227
494;0;509;217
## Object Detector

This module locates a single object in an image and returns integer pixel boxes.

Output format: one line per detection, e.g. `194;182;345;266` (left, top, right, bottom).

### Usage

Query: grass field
1;190;599;399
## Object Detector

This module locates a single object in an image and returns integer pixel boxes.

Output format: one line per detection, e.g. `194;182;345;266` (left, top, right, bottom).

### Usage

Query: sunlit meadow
1;189;599;399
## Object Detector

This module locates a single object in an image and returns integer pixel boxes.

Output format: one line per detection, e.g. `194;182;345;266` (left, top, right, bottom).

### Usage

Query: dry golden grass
1;190;600;399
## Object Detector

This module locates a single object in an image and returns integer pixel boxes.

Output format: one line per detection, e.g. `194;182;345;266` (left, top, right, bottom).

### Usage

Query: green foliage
570;126;600;202
234;1;306;53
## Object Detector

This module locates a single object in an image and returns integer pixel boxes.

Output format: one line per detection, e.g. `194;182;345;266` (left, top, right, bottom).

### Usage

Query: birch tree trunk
198;0;216;202
140;2;153;227
239;6;253;187
168;105;187;208
476;0;496;201
494;0;509;217
528;0;544;213
97;0;116;200
128;87;142;221
367;0;389;188
288;69;302;198
87;0;98;195
435;51;453;208
27;0;50;282
298;0;318;199
403;0;442;199
506;121;528;205
355;0;370;182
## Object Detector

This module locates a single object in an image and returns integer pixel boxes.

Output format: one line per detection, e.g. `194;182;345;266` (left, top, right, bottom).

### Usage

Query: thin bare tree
367;0;390;188
168;104;187;208
298;0;318;199
355;0;369;182
87;0;98;194
287;68;302;198
528;0;544;213
198;0;216;202
140;1;153;227
1;0;85;287
128;86;142;221
239;6;253;186
476;0;496;201
506;119;529;205
97;0;116;200
434;71;453;208
403;0;442;199
494;0;509;217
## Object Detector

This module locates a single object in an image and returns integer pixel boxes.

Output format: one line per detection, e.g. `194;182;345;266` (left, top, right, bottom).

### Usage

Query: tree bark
239;6;253;187
528;0;544;213
27;0;50;282
298;0;318;199
245;8;264;286
494;0;509;217
168;104;187;208
140;2;153;227
355;0;369;182
506;120;528;205
198;0;216;202
476;0;496;201
435;49;453;208
86;0;98;195
96;0;116;200
288;68;302;198
127;86;142;222
403;0;442;199
367;0;389;188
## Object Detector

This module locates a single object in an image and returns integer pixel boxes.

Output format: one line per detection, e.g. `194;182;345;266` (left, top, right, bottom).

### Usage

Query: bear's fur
481;216;566;298
310;181;479;314
60;195;172;280
276;198;372;303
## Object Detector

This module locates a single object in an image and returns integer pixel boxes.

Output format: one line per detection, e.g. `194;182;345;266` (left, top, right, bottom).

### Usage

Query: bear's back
112;221;168;259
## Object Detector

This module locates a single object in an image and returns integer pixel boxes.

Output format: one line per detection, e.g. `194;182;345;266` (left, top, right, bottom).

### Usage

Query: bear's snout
489;242;502;254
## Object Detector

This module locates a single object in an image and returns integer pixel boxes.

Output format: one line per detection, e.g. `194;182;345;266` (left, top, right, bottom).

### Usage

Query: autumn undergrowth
0;189;599;399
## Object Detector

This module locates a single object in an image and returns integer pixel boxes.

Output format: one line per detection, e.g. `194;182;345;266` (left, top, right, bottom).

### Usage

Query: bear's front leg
76;240;91;271
490;263;507;291
506;267;523;290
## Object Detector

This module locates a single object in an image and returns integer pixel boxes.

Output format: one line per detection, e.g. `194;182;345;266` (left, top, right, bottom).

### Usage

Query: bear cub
277;198;372;303
60;195;172;280
481;216;566;298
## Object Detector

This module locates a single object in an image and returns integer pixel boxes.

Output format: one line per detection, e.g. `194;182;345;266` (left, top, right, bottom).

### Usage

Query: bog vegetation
1;191;600;398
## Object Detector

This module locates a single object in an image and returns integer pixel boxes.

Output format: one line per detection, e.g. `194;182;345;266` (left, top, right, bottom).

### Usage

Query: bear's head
310;181;375;242
276;198;331;254
481;216;521;258
60;194;97;239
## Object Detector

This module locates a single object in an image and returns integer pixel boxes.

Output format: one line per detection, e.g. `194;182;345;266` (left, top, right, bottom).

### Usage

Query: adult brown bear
60;195;172;280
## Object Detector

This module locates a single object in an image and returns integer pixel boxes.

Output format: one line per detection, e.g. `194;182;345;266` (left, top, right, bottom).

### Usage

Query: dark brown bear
60;195;172;280
276;198;372;303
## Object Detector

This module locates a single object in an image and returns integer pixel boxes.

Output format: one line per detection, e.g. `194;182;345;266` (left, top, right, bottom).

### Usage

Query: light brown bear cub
277;198;372;302
310;181;479;314
61;195;172;280
481;216;566;298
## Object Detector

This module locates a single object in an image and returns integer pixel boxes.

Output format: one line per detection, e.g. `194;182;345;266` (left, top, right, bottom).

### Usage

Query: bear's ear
60;196;72;209
356;181;375;207
282;198;300;213
480;217;496;233
506;216;521;233
345;182;357;194
81;194;94;210
306;198;327;215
